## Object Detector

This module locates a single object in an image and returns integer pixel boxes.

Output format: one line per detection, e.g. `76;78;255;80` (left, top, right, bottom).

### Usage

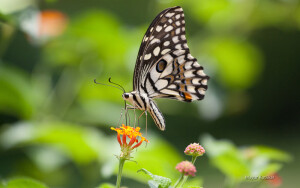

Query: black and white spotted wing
122;6;209;131
133;6;189;90
133;6;209;102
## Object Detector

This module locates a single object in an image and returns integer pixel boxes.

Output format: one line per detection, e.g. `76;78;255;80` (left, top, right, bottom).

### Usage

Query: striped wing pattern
133;6;209;102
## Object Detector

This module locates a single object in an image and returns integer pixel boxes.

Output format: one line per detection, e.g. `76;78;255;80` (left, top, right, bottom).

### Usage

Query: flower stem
179;175;189;188
191;155;197;164
116;158;126;188
174;174;184;188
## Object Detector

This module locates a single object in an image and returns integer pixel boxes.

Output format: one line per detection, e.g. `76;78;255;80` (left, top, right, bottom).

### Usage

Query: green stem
179;175;189;188
116;158;126;188
191;156;197;164
174;174;184;188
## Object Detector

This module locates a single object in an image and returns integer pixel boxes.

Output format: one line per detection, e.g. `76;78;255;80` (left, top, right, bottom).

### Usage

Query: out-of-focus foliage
202;135;292;187
0;177;48;188
0;0;299;187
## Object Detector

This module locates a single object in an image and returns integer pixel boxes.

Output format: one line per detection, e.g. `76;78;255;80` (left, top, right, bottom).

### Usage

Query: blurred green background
0;0;299;187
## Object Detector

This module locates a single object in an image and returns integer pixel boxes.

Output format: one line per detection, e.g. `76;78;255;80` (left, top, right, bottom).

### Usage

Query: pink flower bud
184;143;205;157
175;161;196;176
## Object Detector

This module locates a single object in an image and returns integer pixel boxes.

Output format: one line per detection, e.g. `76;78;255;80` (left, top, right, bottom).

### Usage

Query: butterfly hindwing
133;6;189;91
143;50;209;102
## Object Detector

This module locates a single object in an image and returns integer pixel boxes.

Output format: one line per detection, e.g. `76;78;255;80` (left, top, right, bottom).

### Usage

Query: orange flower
111;124;149;159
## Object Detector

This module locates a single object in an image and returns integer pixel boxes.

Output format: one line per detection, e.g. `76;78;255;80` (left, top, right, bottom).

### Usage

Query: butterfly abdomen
148;99;166;131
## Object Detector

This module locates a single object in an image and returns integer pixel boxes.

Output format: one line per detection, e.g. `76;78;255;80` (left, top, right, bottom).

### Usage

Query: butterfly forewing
133;6;189;91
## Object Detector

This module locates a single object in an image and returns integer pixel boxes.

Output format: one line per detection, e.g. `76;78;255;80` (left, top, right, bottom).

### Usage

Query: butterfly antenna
94;78;125;93
108;77;126;93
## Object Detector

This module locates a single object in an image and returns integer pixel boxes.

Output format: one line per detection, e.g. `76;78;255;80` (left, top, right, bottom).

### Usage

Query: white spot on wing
175;21;180;26
173;50;185;56
168;84;177;89
187;54;193;60
177;55;185;64
175;14;180;19
156;25;162;32
163;41;170;46
197;70;206;76
201;79;207;85
175;44;181;49
150;38;160;44
165;25;173;32
165;12;175;17
184;61;193;69
181;35;186;40
175;8;183;12
155;80;168;89
168;19;173;23
161;89;178;96
172;36;179;43
150;27;154;32
153;46;160;56
192;78;201;84
144;53;152;60
161;49;171;55
193;62;201;68
176;28;181;34
198;88;206;95
184;70;194;78
186;86;196;93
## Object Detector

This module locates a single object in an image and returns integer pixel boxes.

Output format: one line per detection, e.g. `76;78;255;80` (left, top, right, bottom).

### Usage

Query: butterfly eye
123;93;129;99
156;60;167;73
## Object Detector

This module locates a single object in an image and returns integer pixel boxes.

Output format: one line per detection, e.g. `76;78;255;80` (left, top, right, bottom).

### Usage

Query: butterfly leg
120;104;137;125
137;110;146;127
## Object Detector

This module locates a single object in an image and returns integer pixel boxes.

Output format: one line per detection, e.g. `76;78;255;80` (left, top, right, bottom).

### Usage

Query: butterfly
122;6;209;131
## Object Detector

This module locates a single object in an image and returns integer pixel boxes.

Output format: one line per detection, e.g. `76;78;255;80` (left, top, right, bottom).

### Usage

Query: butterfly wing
133;6;209;101
145;50;209;102
133;6;189;91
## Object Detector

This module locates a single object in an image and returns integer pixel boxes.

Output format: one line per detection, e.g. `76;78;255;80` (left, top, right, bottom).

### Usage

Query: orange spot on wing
184;92;192;101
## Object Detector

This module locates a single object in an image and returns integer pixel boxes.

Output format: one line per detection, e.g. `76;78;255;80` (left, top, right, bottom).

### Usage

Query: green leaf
96;183;115;188
138;168;172;188
0;121;108;164
0;65;35;119
3;177;48;188
201;135;250;180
